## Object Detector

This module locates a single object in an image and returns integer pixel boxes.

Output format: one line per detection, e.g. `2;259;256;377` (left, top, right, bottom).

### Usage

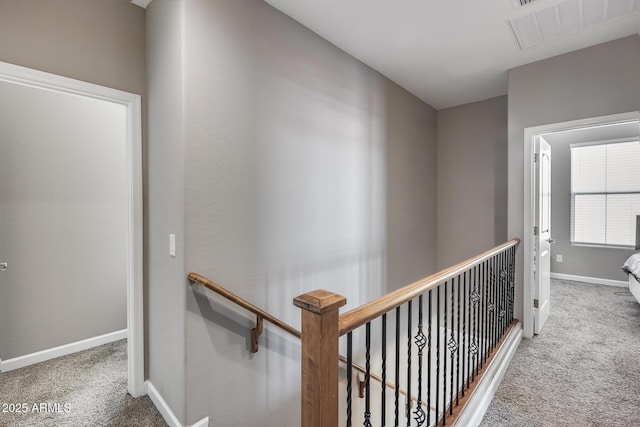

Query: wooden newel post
294;290;347;427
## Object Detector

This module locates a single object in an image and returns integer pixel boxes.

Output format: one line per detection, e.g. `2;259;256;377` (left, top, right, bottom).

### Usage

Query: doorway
0;62;144;397
522;111;640;338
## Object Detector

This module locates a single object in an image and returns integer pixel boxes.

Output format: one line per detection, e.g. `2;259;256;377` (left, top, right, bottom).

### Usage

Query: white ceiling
264;0;640;109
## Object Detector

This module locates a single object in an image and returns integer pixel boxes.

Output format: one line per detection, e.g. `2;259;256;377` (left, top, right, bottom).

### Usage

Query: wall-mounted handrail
339;238;520;336
188;272;301;339
187;272;429;410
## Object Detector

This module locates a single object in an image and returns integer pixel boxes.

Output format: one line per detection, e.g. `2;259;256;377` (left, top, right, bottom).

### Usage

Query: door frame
522;111;640;338
0;61;145;397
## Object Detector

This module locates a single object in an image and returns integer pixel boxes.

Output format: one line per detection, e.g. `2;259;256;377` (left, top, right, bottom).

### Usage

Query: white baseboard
550;273;628;288
455;321;523;427
0;329;127;373
146;380;209;427
190;416;210;427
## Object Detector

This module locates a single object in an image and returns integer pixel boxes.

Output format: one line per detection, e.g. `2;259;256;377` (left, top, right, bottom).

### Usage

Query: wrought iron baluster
470;265;479;381
406;300;412;427
482;260;488;366
510;247;515;324
414;296;426;426
490;256;497;351
498;252;504;339
427;289;432;427
395;307;400;427
490;257;495;352
347;332;353;427
443;282;448;425
484;260;491;363
449;278;456;416
476;263;482;372
510;246;516;324
498;254;502;340
500;250;507;335
456;273;461;406
435;286;440;426
496;255;500;349
364;322;372;427
490;257;496;350
494;254;500;349
462;270;467;395
381;314;387;427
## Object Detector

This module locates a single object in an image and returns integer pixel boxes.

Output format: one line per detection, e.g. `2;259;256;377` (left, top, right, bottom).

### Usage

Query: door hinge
534;153;538;163
533;226;538;236
534;299;539;309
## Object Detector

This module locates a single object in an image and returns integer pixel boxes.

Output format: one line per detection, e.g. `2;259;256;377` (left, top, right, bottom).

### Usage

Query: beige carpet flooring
0;339;166;427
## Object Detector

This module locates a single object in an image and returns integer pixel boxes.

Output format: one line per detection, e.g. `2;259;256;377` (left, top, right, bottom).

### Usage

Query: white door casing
522;111;640;338
0;62;144;397
534;137;552;334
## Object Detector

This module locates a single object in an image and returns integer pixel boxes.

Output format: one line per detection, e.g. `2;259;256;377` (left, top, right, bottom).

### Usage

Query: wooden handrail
339;238;520;336
188;271;429;409
188;272;301;339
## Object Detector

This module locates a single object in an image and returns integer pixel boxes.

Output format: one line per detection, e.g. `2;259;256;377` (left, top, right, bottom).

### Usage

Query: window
571;140;640;247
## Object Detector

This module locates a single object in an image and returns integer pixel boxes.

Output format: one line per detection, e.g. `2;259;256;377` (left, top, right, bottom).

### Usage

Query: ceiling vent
508;0;640;49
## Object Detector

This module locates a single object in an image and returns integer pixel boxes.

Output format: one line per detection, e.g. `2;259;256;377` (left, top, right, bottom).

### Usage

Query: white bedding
622;253;640;282
623;253;640;304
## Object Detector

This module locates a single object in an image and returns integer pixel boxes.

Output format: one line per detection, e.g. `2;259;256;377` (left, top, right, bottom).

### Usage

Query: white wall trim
0;61;145;397
0;330;127;373
550;272;627;288
454;322;523;427
146;381;209;427
522;111;640;338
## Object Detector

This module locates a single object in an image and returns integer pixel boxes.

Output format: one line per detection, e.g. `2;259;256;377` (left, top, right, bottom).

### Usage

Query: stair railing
187;272;428;411
294;238;520;427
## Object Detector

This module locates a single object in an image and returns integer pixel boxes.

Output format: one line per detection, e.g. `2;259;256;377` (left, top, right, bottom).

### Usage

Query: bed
623;253;640;304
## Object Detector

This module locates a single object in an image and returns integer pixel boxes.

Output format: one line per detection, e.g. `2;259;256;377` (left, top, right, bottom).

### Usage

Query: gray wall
508;35;640;323
0;81;127;360
436;96;508;269
546;122;639;282
172;1;437;424
146;0;186;421
0;0;145;360
0;0;145;95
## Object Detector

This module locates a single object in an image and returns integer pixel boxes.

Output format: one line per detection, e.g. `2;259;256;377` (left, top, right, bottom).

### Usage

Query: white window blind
571;140;640;247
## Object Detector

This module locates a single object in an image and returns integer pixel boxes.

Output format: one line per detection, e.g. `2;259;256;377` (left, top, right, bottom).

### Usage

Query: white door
534;137;553;334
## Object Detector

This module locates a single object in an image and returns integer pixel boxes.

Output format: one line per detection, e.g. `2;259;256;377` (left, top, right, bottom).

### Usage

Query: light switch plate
169;234;176;257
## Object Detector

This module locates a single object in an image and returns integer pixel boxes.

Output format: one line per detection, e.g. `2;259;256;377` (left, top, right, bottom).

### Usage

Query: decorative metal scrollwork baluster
443;283;448;426
470;265;479;380
364;322;372;427
449;278;457;416
427;289;432;427
413;295;426;426
456;274;461;406
406;301;412;427
499;252;507;335
488;260;496;351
